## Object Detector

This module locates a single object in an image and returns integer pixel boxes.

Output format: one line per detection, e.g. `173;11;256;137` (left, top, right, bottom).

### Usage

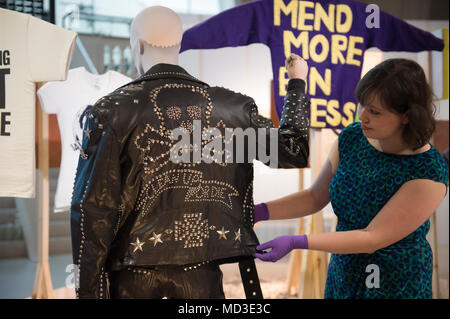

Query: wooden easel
32;82;54;299
429;133;443;299
284;169;305;296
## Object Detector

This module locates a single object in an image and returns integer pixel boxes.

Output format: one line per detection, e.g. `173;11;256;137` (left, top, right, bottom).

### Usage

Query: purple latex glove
253;235;308;262
254;203;270;223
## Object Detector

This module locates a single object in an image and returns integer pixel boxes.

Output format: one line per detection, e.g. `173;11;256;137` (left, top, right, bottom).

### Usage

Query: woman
253;59;448;299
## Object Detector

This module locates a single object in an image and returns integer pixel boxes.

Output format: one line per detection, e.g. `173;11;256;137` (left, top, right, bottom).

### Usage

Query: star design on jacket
130;237;145;253
217;226;230;240
234;229;241;242
150;232;163;247
84;129;91;140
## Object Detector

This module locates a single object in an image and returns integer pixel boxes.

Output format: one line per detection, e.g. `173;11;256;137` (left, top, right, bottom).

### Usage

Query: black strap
238;257;263;299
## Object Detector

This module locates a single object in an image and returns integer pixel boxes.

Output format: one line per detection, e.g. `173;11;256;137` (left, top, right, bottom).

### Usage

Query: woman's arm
255;178;446;261
307;179;447;254
264;138;339;220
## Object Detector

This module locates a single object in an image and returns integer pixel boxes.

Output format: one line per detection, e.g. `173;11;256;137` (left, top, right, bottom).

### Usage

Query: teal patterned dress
325;122;448;299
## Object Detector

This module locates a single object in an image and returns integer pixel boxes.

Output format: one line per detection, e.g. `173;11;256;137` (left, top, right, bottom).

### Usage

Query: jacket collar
126;63;209;87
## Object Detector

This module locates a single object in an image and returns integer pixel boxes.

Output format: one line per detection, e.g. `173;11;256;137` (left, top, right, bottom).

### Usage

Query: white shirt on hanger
0;8;77;198
37;67;131;212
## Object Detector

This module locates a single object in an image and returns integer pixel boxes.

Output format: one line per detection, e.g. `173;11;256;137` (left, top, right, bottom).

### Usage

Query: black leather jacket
71;63;310;298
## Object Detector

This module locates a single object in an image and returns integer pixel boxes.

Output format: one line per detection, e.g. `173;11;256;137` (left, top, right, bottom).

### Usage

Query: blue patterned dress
325;122;448;299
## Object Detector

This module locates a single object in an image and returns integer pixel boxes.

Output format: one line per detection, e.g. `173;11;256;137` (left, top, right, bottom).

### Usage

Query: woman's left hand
253;235;308;262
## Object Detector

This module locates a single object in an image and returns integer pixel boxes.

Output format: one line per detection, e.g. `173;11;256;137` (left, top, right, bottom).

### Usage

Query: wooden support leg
431;212;440;299
32;83;54;299
285;168;306;296
299;216;315;298
299;214;329;299
285;217;305;296
32;263;43;298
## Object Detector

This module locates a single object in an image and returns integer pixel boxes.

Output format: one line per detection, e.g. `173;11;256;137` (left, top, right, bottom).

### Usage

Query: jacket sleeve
70;104;121;299
180;0;271;52
249;79;310;169
366;8;444;52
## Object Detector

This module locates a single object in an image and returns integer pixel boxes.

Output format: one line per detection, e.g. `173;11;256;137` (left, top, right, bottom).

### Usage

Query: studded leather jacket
71;63;310;298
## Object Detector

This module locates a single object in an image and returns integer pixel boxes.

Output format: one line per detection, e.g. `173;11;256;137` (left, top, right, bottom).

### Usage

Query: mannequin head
130;6;183;75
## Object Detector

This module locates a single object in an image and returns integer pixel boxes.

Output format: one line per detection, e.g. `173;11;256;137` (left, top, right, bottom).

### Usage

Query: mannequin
130;6;182;76
71;5;311;299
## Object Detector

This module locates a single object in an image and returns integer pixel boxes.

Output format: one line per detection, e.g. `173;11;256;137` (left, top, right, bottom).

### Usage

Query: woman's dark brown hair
356;58;436;150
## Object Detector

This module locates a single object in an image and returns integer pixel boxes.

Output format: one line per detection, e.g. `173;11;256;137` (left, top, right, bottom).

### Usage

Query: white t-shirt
0;8;77;198
37;67;131;212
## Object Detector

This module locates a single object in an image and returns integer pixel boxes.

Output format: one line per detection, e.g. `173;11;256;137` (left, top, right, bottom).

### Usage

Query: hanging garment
0;8;77;198
180;0;444;129
37;67;131;212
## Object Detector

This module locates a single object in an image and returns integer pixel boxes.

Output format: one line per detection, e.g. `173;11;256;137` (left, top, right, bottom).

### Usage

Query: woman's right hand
286;53;308;81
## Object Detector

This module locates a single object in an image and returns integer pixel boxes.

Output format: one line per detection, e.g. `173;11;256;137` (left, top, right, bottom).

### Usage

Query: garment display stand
429;134;441;299
431;212;440;298
32;82;54;298
29;32;101;298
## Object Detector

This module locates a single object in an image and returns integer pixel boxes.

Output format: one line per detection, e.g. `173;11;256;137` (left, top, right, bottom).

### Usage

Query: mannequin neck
140;43;180;75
